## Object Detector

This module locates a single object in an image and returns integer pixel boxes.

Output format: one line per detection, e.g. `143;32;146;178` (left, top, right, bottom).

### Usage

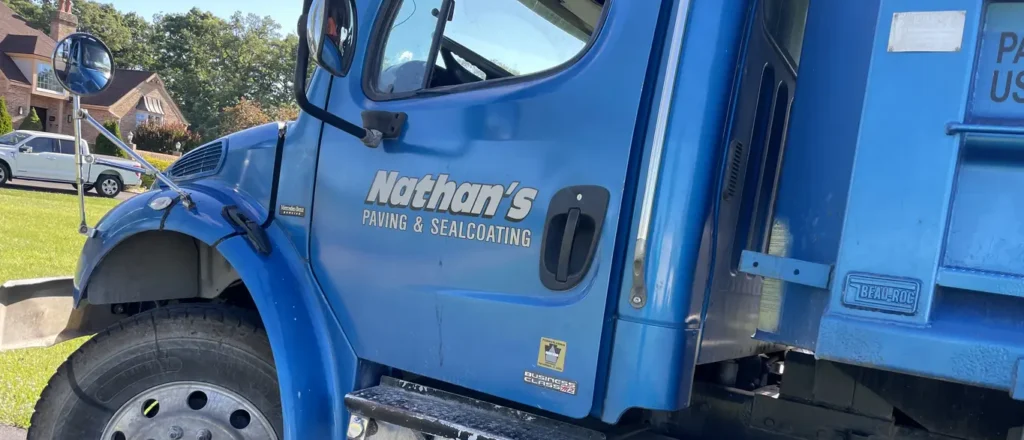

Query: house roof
80;69;155;107
0;53;29;85
0;2;55;58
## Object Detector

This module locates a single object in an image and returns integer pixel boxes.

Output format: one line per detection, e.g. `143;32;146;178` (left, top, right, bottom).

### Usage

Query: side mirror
306;0;355;76
296;0;406;147
84;154;95;164
52;33;114;97
18;146;31;153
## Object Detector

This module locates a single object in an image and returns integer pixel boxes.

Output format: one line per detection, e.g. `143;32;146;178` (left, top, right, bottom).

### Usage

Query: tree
19;108;42;131
133;121;202;154
94;119;128;158
219;98;271;134
270;104;299;122
0;97;13;135
3;0;302;142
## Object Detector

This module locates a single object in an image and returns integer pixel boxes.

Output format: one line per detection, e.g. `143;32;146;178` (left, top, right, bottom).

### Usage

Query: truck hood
163;121;286;225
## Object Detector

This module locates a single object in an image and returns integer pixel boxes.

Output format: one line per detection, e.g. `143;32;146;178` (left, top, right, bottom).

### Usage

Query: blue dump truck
2;0;1024;438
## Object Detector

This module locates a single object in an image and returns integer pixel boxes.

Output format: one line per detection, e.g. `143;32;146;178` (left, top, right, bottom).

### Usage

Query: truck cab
8;0;1024;439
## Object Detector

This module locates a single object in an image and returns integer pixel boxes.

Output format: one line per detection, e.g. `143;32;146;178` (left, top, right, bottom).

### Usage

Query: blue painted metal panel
217;229;359;440
748;0;879;349
812;1;1024;395
944;140;1024;278
310;0;663;419
273;69;332;257
937;267;1024;299
603;0;751;422
602;320;699;423
822;0;980;328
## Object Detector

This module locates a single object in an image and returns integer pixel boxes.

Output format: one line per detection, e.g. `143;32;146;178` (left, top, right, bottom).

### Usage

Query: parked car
0;130;143;197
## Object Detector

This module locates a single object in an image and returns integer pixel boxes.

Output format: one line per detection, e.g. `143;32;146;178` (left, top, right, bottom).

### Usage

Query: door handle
45;156;56;160
539;186;610;291
556;208;581;282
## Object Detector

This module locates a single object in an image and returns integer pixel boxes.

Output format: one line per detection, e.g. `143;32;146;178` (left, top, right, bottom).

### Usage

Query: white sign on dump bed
888;10;966;53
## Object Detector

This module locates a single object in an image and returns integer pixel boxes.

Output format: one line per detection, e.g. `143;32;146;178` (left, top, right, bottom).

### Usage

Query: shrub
139;154;175;188
19;108;42;131
133;121;202;155
94;119;128;158
0;97;12;135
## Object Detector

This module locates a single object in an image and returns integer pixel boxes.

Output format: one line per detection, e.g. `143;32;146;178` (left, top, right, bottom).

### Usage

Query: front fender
75;182;266;303
76;186;360;438
216;227;358;439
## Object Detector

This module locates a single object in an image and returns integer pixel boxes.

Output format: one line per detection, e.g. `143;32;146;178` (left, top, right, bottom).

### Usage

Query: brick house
0;0;186;144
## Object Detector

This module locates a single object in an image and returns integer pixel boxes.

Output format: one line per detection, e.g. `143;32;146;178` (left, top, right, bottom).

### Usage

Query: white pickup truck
0;130;144;198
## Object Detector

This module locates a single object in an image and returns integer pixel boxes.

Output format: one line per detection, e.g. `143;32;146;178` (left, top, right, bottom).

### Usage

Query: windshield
82;44;111;72
0;132;30;146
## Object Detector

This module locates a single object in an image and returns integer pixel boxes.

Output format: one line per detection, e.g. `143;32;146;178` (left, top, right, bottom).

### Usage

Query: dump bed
740;0;1024;398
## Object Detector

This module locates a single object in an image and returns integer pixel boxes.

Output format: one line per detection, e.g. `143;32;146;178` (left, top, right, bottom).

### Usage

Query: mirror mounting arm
295;13;382;147
78;109;193;208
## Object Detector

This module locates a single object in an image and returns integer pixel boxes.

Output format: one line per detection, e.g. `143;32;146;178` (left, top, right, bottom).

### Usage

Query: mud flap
0;277;118;351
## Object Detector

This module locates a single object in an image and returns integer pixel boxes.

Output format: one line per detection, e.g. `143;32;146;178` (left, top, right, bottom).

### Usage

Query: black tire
27;305;283;439
95;174;122;198
0;161;9;186
70;183;94;192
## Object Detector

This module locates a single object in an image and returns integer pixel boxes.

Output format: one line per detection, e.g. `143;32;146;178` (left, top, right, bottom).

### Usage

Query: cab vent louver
166;142;224;180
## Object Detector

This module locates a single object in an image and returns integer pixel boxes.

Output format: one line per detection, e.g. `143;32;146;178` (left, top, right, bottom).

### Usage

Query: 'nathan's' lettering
366;171;538;220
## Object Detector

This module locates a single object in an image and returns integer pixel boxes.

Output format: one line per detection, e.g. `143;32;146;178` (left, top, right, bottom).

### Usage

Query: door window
371;0;606;96
58;140;77;155
24;137;56;153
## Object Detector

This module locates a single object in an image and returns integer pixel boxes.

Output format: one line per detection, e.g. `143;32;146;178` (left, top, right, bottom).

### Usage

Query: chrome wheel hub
102;382;277;440
101;179;118;195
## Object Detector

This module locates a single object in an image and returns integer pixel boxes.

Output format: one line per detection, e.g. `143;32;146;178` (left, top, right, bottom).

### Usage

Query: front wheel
0;162;9;186
96;175;122;198
27;305;283;440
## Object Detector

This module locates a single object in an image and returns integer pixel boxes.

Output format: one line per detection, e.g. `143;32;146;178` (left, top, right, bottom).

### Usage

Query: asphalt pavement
0;425;25;440
6;179;136;201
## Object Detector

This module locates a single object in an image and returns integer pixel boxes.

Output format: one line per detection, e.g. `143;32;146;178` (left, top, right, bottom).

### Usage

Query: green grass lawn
0;187;121;428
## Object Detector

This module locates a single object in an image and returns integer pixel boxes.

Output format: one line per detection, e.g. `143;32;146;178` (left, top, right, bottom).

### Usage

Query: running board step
345;377;605;440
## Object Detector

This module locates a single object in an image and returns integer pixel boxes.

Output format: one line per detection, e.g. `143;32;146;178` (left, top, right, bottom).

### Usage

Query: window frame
25;136;57;153
36;63;64;94
362;0;612;102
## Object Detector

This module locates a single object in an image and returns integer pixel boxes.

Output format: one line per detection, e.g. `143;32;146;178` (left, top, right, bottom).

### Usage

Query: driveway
0;425;24;440
7;179;136;201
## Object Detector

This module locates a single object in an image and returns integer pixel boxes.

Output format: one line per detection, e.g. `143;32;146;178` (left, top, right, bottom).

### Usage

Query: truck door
17;136;59;180
309;0;662;418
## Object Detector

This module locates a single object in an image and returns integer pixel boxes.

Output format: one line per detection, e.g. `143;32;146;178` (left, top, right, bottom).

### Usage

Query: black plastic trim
362;0;613;102
222;206;270;255
539;186;610;291
262;123;289;228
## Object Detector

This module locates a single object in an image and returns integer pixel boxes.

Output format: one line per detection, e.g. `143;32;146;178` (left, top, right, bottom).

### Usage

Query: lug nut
196;429;211;440
168;426;183;439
